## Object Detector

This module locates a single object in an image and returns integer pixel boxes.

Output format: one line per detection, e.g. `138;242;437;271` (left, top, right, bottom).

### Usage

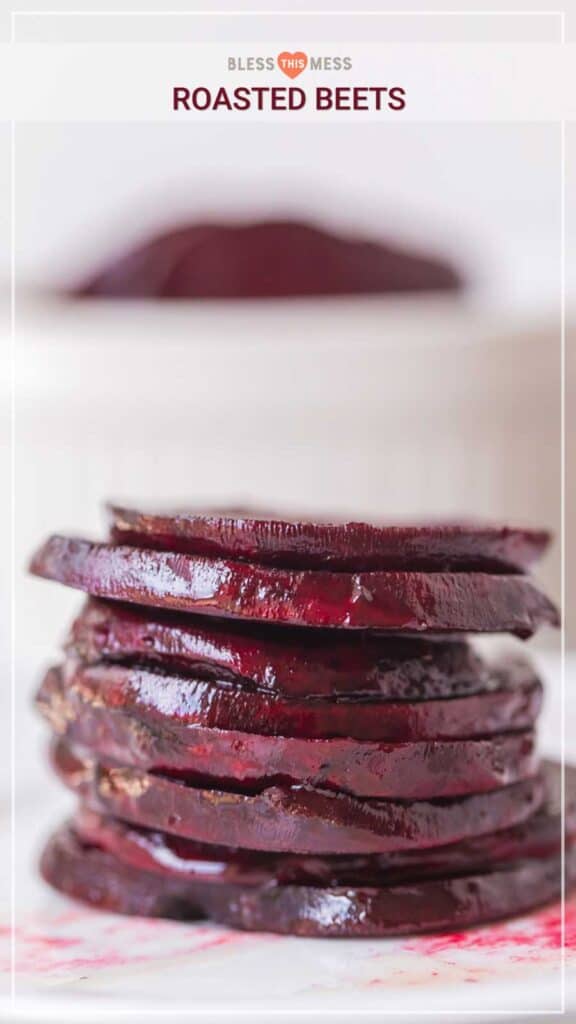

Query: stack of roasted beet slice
30;508;573;937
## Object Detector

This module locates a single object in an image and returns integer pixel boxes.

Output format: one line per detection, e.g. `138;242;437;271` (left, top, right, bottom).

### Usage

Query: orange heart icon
277;51;308;79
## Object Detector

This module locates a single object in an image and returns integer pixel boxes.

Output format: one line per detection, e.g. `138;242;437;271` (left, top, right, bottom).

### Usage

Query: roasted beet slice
41;825;204;921
175;853;572;936
109;505;550;573
71;220;463;301
68;600;498;701
73;760;573;887
29;537;559;634
46;656;542;741
51;740;545;854
40;824;572;936
38;667;537;798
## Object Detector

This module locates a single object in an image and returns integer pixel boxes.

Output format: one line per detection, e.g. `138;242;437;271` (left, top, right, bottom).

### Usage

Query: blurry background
13;119;564;605
2;118;571;807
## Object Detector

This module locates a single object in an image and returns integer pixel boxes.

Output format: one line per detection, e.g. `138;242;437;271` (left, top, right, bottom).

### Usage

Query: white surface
1;653;574;1022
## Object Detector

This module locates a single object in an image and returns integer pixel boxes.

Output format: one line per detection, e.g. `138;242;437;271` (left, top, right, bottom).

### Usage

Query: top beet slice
30;536;559;635
109;504;550;573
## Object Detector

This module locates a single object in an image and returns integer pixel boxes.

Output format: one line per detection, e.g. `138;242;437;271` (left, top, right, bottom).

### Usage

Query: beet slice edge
44;655;543;741
72;759;573;887
40;823;573;937
68;599;501;701
38;666;538;799
108;504;550;573
29;536;559;634
50;739;546;854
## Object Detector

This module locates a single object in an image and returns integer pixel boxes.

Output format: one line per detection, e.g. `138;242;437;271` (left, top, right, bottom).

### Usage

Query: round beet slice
41;825;204;921
109;504;550;573
68;599;499;701
40;824;572;936
51;740;545;854
29;537;559;634
179;853;573;936
47;656;542;741
72;759;573;887
38;668;537;798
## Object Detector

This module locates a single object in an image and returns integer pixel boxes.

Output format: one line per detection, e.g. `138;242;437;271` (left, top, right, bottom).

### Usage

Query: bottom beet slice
184;852;573;936
51;740;545;854
41;825;204;922
40;824;572;937
73;760;573;887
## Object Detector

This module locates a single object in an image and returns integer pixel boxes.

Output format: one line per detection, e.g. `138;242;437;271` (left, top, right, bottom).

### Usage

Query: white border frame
8;8;568;1019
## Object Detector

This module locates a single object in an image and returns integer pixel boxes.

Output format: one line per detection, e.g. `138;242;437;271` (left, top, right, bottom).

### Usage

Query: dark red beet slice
109;504;550;573
42;651;541;749
40;824;572;936
47;655;542;741
72;220;463;301
29;537;559;635
68;599;499;701
38;667;537;798
41;825;204;921
175;853;573;936
51;740;545;854
73;760;573;887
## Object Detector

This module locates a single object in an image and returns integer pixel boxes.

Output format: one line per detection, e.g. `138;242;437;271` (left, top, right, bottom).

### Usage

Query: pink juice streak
53;929;255;976
6;917;250;976
405;901;576;957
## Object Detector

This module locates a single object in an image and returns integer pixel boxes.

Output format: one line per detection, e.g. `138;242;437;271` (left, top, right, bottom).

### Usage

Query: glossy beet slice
29;537;559;634
40;824;571;936
51;740;545;854
68;599;498;701
38;667;537;798
109;504;550;573
41;825;204;921
47;656;542;742
73;760;573;887
176;853;573;936
72;219;463;301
